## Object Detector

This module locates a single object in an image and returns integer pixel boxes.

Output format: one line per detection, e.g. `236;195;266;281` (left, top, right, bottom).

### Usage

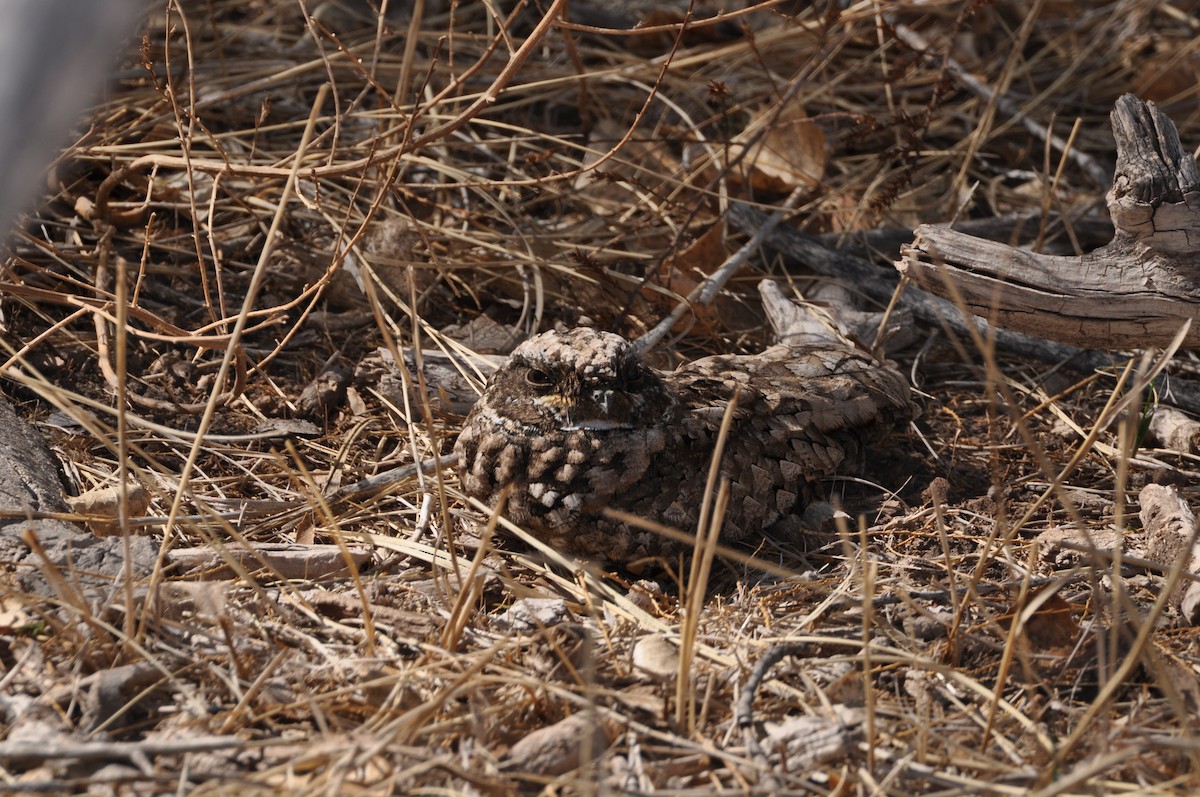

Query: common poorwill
454;327;913;561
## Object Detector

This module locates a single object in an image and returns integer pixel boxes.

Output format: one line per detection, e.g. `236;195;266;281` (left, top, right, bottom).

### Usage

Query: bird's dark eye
626;368;644;386
525;368;554;389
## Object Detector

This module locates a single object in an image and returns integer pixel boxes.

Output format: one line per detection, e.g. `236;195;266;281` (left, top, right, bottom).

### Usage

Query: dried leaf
649;220;762;334
65;481;151;537
632;634;678;681
728;100;826;192
503;712;610;776
1020;589;1080;650
1122;32;1200;104
574;118;681;216
0;595;30;632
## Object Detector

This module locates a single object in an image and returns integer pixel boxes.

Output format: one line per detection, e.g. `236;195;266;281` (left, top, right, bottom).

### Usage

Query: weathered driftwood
1139;484;1200;625
819;212;1114;262
728;202;1121;375
897;94;1200;350
166;543;371;580
734;185;1200;417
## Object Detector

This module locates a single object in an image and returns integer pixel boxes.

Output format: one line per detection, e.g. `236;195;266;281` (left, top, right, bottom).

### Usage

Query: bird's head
480;328;672;431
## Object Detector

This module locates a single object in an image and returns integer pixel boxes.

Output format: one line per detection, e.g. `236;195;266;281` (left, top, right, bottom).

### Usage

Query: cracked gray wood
897;94;1200;349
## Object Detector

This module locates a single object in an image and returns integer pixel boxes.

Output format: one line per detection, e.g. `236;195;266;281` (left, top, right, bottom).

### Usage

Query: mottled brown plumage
454;328;913;561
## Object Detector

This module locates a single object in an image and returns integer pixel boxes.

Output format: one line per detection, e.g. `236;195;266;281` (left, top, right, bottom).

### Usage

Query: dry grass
4;0;1200;794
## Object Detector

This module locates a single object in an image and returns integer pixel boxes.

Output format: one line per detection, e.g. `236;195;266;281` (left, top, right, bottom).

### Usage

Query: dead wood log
1139;484;1200;625
897;94;1200;350
728;202;1200;417
819;212;1114;261
728;202;1121;374
166;543;371;580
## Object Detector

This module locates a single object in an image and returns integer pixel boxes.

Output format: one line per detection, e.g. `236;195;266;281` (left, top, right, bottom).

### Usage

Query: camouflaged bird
454;327;913;561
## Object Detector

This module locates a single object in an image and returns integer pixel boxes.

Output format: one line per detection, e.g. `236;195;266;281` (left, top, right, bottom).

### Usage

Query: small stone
494;597;572;632
632;635;679;681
